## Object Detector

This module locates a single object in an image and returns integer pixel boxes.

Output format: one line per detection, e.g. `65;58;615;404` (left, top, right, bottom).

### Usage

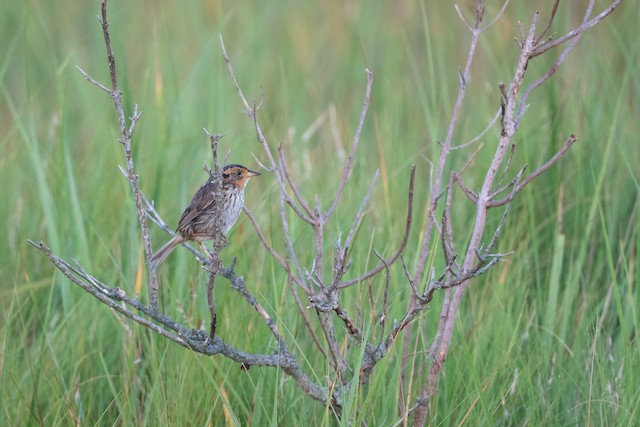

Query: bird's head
222;164;261;188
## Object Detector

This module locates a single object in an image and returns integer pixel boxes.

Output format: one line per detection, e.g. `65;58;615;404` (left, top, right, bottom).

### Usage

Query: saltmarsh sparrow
150;164;260;267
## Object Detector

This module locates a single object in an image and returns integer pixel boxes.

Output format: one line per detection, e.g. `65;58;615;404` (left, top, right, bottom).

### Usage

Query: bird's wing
177;180;216;230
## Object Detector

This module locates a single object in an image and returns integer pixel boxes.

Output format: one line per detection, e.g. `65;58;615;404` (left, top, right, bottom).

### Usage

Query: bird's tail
149;235;185;268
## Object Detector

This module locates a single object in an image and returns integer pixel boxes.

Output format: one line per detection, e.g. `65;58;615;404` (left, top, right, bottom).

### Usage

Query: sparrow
150;164;260;267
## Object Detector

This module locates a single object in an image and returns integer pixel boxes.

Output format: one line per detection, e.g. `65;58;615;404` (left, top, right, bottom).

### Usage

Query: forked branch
76;0;158;310
413;2;623;423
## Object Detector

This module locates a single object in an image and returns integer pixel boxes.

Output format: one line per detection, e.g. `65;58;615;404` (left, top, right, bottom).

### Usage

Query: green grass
2;0;639;425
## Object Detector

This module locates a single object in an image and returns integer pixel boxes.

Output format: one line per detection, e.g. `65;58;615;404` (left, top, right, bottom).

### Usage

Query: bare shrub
31;0;623;423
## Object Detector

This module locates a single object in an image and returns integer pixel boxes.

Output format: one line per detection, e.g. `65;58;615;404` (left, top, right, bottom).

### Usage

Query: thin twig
219;35;314;225
517;0;597;127
487;165;527;201
454;174;479;204
204;131;226;338
75;65;111;94
316;310;347;380
489;134;577;207
242;207;307;289
535;0;561;44
330;171;379;290
278;144;315;218
324;69;374;219
142;192;208;263
480;0;511;32
280;195;308;291
312;204;324;284
400;255;421;302
454;4;474;32
276;155;316;225
78;0;158;310
375;250;391;343
219;264;288;352
285;273;327;357
531;0;623;58
334;305;363;344
442;173;457;266
450;109;500;150
485;170;523;253
344;171;379;253
494;142;516;192
340;165;415;288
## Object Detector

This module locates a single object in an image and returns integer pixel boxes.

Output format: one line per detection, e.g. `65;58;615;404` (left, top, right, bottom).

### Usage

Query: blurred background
1;0;638;425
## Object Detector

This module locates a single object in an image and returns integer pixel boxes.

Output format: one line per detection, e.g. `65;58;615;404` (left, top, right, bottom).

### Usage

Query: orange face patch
222;165;260;188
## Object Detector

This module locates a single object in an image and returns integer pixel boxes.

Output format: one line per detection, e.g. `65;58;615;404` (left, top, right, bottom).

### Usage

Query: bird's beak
247;169;261;177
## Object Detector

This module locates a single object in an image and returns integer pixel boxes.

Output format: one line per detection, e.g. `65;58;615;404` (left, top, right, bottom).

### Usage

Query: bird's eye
223;173;229;179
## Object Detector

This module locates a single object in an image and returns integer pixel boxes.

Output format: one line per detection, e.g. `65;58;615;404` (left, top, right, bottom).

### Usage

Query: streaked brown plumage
150;164;260;267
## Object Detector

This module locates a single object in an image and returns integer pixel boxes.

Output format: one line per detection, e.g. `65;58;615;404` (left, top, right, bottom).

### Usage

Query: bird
150;164;260;267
